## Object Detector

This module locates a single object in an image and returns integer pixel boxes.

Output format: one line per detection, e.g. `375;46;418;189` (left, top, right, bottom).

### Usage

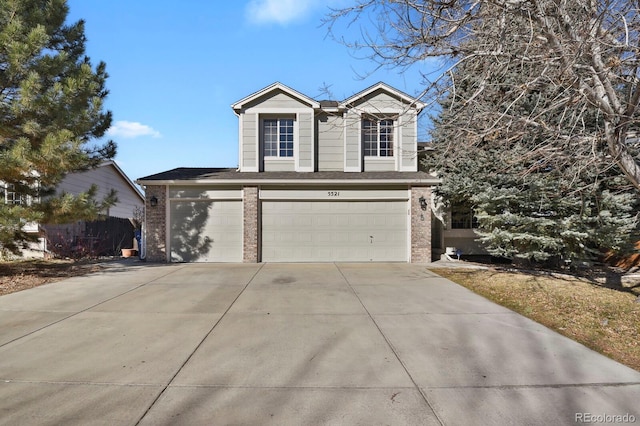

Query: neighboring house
137;82;440;263
13;161;145;257
54;161;144;219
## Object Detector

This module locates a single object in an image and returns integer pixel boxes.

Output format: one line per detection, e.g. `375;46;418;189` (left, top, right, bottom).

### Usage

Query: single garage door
169;200;242;262
262;200;408;262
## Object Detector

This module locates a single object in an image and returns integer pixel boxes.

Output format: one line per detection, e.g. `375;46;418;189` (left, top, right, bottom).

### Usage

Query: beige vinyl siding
351;90;407;111
242;113;257;170
347;90;419;172
56;164;142;219
244;90;310;110
298;112;313;170
401;111;418;170
317;114;344;171
364;158;396;171
264;158;295;171
344;111;361;171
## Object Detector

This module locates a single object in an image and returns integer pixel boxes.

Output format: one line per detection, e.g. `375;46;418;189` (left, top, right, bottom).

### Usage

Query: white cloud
107;121;161;139
245;0;320;25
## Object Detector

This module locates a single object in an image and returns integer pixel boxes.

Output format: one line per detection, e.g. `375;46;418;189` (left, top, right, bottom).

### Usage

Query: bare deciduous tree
325;0;640;191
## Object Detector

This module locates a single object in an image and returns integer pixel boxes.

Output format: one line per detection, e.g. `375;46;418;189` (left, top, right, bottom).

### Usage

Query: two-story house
136;82;439;263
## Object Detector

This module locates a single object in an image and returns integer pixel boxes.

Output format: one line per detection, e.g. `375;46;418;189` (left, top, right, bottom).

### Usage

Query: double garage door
168;188;408;262
262;200;407;262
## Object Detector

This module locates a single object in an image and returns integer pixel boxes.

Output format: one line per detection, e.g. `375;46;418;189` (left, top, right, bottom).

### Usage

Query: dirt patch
430;267;640;372
0;260;109;296
604;240;640;270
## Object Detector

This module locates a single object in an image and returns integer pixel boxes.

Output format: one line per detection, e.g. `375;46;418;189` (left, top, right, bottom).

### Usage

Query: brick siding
411;186;432;263
144;185;167;262
243;186;259;262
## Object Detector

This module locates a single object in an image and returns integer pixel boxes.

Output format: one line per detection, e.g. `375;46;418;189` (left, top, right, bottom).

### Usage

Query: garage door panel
170;200;242;262
262;200;407;262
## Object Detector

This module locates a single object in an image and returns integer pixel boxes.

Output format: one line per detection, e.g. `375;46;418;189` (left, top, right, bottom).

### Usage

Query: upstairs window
264;118;294;158
363;118;394;157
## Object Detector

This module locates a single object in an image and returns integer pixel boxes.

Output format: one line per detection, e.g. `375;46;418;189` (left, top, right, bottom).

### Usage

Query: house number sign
327;191;340;197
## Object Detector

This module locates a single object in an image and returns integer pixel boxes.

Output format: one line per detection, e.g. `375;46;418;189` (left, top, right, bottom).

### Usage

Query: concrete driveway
0;262;638;425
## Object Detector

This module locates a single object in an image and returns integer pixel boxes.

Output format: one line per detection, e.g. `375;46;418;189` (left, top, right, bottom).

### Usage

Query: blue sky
66;0;432;183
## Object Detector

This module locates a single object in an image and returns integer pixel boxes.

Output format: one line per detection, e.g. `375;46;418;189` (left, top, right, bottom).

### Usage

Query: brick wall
144;185;167;262
243;186;259;262
411;186;432;263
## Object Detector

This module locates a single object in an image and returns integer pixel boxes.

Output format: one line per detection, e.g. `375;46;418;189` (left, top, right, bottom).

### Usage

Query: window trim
4;183;28;206
362;116;395;158
262;117;295;158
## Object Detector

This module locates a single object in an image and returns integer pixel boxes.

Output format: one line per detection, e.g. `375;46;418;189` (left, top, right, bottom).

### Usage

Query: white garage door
262;200;408;262
169;200;242;262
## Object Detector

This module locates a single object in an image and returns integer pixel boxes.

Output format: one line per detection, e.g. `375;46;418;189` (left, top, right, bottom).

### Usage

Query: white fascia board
245;107;315;114
321;107;343;113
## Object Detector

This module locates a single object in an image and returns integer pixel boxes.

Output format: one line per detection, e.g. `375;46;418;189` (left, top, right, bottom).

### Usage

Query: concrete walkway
0;262;638;425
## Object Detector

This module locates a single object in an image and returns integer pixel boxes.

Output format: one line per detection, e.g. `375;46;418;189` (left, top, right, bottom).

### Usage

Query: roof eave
136;177;441;186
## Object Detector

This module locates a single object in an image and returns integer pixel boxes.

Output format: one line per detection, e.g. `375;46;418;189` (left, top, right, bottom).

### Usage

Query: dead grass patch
430;268;640;372
0;259;107;296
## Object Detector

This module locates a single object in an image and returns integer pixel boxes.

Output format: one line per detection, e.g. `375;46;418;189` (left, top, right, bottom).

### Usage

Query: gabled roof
231;82;320;111
339;81;426;112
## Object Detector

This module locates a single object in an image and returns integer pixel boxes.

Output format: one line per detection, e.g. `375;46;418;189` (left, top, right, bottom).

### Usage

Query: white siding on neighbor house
57;164;142;219
317;114;344;171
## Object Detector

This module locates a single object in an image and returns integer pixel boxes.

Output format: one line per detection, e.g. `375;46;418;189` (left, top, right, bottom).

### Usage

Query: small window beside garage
450;202;478;229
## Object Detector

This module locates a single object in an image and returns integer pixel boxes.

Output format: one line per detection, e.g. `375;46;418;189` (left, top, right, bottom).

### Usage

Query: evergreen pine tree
0;0;116;255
